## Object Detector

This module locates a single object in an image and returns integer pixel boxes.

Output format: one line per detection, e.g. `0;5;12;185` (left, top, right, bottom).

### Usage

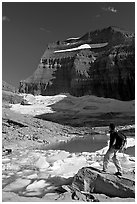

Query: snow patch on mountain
66;37;80;40
54;43;108;53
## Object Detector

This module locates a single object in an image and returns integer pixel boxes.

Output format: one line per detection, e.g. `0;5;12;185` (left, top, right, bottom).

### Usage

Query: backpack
114;131;127;150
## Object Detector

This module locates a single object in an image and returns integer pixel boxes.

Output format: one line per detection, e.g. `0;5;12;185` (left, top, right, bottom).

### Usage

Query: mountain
2;81;23;105
2;81;16;92
19;26;135;101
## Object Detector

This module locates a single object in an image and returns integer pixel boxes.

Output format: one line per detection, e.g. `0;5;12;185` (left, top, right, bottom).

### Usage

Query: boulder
72;166;135;199
20;99;32;105
2;148;12;156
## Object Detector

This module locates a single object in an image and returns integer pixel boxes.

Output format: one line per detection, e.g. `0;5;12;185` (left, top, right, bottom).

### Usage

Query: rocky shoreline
2;92;135;202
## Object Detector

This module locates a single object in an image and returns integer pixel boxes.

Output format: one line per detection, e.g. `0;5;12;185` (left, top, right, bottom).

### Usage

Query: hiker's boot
115;172;122;177
102;169;107;173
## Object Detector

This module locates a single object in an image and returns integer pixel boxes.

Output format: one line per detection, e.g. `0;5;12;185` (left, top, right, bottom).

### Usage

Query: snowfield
66;37;80;40
11;94;67;115
10;93;134;116
54;43;108;53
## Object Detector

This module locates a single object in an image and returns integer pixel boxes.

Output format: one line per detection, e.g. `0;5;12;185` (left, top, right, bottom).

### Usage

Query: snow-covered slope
54;43;108;53
10;93;134;116
66;37;80;40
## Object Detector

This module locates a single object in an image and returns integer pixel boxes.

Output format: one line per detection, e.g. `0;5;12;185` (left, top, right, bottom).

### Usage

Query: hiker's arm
109;134;116;149
109;139;116;149
124;139;127;149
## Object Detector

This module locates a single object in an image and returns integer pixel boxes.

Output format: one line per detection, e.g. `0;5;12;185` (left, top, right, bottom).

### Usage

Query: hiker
103;123;127;176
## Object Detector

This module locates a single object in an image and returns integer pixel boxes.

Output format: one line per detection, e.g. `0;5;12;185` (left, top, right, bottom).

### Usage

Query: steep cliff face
19;26;135;101
89;46;135;100
71;45;135;100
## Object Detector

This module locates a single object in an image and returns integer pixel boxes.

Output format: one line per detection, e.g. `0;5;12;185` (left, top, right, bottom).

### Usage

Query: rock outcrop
2;81;23;105
71;167;135;199
2;81;17;93
19;26;135;101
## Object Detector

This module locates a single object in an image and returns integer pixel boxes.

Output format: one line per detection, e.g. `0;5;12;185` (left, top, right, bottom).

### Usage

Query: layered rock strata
19;26;135;101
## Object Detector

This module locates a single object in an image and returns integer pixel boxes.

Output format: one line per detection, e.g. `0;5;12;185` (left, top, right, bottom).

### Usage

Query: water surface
43;133;135;156
44;134;108;153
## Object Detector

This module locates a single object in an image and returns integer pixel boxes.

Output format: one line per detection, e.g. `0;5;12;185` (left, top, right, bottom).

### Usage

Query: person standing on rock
103;123;126;176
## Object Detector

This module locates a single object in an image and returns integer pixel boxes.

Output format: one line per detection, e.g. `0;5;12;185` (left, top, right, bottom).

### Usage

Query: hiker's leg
112;151;122;173
103;148;113;171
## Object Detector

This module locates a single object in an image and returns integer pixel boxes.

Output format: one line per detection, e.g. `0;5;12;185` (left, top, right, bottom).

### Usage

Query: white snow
54;43;108;53
66;37;80;40
27;174;38;179
49;155;87;178
26;180;47;191
2;158;11;163
10;93;134;116
35;156;50;171
32;145;134;178
31;136;134;178
8;93;135;180
126;137;135;148
4;178;31;191
11;94;67;116
3;141;135;188
46;151;70;163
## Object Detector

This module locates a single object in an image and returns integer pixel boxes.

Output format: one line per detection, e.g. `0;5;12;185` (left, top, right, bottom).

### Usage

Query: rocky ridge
2;81;23;106
2;81;17;93
19;26;135;101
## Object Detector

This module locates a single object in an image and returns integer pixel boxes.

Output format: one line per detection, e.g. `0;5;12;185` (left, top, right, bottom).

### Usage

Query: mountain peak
80;26;134;44
19;26;135;101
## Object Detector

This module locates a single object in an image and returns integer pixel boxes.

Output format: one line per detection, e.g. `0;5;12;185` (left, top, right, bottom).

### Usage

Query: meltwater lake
42;133;135;156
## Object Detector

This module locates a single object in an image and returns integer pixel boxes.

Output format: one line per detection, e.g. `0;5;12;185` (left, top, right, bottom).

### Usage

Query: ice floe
2;136;135;180
26;180;47;191
35;156;50;171
27;173;38;179
46;151;70;163
4;178;31;191
3;138;135;199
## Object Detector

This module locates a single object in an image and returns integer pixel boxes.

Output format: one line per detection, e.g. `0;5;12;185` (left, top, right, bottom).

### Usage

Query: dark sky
2;2;135;88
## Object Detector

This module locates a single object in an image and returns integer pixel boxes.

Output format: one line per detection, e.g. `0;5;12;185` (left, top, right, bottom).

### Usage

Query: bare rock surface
2;80;17;93
72;167;135;199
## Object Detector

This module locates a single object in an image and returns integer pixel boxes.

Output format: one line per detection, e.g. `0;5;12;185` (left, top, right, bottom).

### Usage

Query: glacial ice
26;180;47;191
4;178;31;191
35;156;50;171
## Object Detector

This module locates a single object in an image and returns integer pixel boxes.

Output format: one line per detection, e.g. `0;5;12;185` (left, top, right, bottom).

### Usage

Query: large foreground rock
72;167;135;199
